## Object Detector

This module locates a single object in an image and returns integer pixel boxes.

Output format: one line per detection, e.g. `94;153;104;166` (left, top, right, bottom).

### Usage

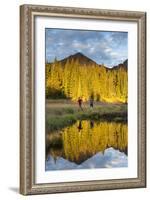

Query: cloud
45;28;128;67
104;48;112;53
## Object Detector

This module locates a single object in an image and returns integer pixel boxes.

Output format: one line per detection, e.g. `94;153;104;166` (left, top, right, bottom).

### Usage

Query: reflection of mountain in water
46;120;128;168
46;147;128;171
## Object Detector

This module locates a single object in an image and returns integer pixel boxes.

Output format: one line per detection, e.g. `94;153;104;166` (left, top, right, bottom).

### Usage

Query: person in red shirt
77;97;83;110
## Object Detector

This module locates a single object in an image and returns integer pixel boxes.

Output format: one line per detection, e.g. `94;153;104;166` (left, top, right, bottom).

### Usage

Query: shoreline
46;100;127;132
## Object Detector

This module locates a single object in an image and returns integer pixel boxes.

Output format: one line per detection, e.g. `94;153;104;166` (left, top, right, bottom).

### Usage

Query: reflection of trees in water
77;120;94;132
77;121;83;132
90;120;94;128
46;120;128;164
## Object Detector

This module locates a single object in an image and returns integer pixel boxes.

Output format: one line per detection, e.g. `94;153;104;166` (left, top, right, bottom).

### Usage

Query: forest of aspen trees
46;55;128;103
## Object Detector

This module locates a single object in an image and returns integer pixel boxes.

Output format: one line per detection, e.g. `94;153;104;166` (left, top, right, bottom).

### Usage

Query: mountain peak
58;52;98;66
73;52;84;56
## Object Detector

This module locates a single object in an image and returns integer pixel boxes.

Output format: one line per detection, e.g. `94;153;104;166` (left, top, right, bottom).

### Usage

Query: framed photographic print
20;4;146;195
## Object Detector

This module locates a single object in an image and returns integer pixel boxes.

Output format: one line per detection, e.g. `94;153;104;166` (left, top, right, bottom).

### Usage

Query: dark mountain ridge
111;59;128;71
57;52;98;66
51;52;128;70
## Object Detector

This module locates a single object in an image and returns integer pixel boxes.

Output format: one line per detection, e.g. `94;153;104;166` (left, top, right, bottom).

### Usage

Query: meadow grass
46;100;127;132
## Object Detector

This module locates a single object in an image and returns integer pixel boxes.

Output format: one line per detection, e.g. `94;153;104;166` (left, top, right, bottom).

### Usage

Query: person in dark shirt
89;97;94;108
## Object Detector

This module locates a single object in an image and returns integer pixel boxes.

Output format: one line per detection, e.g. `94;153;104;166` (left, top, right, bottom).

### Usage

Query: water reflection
46;120;128;171
77;121;83;132
90;120;94;129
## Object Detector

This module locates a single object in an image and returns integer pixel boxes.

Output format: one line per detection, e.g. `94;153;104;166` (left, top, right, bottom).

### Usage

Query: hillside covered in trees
46;52;128;103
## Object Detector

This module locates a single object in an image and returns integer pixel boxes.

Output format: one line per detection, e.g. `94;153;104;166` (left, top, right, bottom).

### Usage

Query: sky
45;28;128;68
